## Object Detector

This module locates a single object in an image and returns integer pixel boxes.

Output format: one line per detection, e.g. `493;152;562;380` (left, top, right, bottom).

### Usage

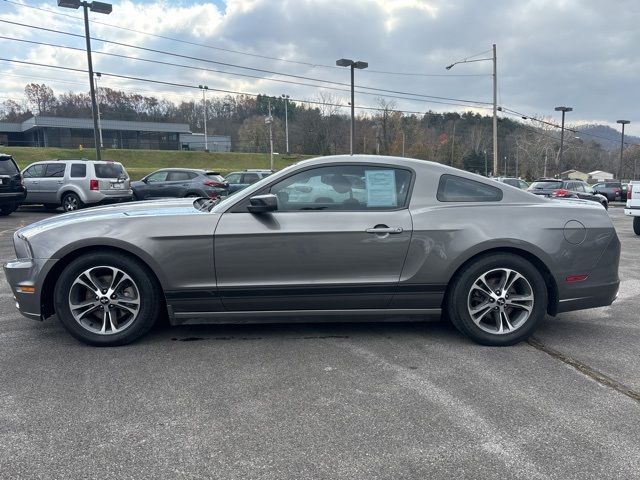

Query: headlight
13;233;34;259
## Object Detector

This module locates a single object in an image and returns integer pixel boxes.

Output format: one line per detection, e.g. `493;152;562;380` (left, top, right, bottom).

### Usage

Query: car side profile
592;181;626;202
131;168;228;200
21;159;132;211
0;153;27;216
225;169;273;194
493;177;529;189
4;155;620;347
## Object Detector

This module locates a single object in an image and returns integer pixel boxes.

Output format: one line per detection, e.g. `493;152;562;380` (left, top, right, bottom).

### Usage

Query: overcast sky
1;0;639;135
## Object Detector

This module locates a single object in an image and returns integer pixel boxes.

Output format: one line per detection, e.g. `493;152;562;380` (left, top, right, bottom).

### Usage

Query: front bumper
3;258;51;321
624;207;640;217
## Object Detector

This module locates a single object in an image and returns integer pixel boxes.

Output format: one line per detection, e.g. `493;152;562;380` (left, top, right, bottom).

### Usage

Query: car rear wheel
447;253;548;346
634;217;640;235
0;202;16;216
62;193;83;212
54;252;161;346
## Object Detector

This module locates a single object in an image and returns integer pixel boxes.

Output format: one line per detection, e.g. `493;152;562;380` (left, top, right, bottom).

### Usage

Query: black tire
0;202;16;216
62;192;83;212
54;252;161;346
634;217;640;236
601;200;608;210
447;253;548;346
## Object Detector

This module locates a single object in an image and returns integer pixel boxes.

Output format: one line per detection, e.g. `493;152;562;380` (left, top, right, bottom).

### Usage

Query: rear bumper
0;191;27;204
624;207;640;217
556;280;619;313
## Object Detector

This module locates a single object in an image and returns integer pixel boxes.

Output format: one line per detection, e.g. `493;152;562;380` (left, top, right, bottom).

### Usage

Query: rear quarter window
0;157;19;175
437;174;503;202
94;163;125;178
70;164;86;178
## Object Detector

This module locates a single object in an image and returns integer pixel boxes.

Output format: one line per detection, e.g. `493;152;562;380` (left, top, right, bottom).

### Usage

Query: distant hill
577;124;640;150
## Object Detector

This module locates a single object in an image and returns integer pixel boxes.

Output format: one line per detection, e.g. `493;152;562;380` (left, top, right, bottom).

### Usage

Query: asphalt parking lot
1;206;639;479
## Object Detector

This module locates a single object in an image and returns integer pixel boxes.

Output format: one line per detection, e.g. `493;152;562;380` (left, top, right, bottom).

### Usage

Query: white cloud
0;0;638;134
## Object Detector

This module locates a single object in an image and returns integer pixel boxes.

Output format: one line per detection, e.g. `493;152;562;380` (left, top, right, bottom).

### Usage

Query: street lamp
281;94;290;154
336;58;368;155
446;44;498;175
265;98;274;170
617;120;630;180
57;0;112;160
199;85;209;151
554;106;572;165
94;72;103;149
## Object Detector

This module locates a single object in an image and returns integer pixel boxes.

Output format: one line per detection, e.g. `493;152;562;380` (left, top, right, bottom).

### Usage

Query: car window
23;164;45;178
243;173;260;184
530;181;563;190
225;173;242;183
0;157;19;175
70;164;86;178
94;163;125;179
270;165;412;211
502;178;519;187
166;171;190;181
146;171;168;183
519;180;528;189
574;182;586;193
45;163;66;178
437;174;503;202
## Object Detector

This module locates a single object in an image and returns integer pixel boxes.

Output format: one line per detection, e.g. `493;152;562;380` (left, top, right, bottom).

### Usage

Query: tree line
2;82;638;179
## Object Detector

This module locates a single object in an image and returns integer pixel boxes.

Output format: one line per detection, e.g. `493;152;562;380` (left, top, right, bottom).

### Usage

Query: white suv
21;159;132;212
624;181;640;235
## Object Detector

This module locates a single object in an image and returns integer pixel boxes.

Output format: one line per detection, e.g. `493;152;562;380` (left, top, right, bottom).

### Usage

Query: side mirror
247;194;278;213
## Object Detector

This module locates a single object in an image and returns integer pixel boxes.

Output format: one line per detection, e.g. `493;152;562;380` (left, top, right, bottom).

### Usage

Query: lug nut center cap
497;298;506;306
100;297;110;305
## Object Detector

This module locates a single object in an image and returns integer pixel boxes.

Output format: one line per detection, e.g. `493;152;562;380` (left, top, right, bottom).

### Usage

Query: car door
39;163;66;204
164;170;192;197
142;171;169;198
22;164;46;203
214;164;414;311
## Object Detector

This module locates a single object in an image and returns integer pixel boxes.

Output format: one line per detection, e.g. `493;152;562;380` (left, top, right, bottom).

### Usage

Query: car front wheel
447;253;548;346
54;252;161;346
0;202;16;216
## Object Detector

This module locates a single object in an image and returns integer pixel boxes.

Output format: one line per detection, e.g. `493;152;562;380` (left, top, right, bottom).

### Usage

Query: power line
0;0;492;79
0;19;493;107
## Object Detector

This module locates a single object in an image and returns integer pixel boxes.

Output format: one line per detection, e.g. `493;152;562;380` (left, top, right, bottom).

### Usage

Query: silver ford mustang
4;155;620;347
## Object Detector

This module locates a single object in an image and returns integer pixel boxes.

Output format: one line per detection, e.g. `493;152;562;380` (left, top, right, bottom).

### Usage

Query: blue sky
1;0;639;135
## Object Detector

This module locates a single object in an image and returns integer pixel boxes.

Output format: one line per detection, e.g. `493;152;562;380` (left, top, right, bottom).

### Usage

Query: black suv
527;178;608;209
0;154;27;216
592;181;626;202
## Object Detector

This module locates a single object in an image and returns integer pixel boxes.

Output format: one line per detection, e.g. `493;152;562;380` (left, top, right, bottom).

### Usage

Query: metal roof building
0;116;219;151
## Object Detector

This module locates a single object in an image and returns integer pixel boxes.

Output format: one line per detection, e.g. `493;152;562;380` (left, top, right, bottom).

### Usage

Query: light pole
554;106;572;165
446;44;498;174
58;0;112;160
199;85;209;151
281;94;290;155
617;120;630;180
265;98;274;170
94;71;103;149
336;58;368;155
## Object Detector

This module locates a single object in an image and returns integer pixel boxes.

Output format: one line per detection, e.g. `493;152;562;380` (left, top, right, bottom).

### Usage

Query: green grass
2;147;311;179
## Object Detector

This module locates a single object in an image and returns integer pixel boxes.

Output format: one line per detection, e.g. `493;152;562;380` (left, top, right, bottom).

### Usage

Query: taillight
552;188;570;197
90;179;99;191
614;188;620;193
204;180;226;188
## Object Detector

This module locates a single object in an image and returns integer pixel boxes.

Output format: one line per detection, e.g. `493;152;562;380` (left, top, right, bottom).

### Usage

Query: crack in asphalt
528;337;640;404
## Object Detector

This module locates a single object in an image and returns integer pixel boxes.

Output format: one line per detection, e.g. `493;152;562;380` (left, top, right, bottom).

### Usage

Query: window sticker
365;169;397;207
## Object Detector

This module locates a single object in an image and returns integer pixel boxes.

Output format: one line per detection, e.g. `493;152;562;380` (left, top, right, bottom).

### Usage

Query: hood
17;198;207;239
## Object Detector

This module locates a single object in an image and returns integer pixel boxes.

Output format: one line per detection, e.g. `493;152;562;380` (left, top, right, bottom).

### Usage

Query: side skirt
168;308;442;326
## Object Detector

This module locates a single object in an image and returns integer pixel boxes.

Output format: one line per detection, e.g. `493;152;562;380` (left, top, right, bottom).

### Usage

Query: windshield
529;181;563;190
95;163;126;178
0;157;19;175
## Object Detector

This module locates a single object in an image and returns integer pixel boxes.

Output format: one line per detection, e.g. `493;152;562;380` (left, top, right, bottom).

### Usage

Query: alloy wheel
466;268;534;335
63;195;79;211
68;266;141;335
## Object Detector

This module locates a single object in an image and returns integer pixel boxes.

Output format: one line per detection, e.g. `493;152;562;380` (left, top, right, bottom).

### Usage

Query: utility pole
450;119;456;166
402;131;405;157
281;94;290;154
199;85;209;151
336;58;368;155
484;150;487;176
617;120;630;180
94;72;104;149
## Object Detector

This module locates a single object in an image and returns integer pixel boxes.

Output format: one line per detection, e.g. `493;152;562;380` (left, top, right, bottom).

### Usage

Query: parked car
131;168;228;200
494;177;529;189
4;155;620;347
592;181;626;202
225;169;273;194
624;181;640;235
21;159;132;212
527;178;608;209
0;153;27;216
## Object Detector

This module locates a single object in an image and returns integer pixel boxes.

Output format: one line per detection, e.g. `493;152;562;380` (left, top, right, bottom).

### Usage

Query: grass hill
2;147;310;179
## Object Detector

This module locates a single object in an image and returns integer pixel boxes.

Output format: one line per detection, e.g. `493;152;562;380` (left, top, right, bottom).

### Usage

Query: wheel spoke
472;275;494;297
113;301;139;316
469;302;494;325
500;309;514;331
493;309;503;333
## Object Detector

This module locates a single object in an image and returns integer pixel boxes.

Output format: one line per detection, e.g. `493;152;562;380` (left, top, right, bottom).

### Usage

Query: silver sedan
4;155;620;346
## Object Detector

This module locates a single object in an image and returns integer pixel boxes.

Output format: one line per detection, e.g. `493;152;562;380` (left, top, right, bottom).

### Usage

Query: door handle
57;181;63;184
366;226;403;234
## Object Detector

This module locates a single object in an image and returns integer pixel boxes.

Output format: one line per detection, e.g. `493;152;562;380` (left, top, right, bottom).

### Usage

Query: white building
588;170;615;182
